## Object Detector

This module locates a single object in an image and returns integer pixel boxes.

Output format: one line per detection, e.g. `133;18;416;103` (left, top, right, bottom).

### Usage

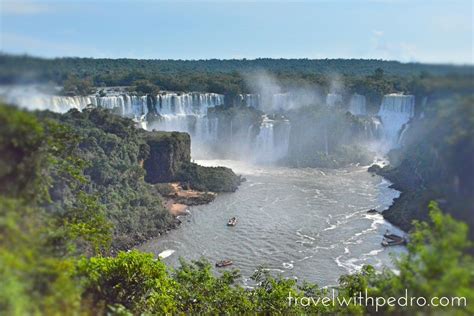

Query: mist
244;70;325;113
0;71;419;168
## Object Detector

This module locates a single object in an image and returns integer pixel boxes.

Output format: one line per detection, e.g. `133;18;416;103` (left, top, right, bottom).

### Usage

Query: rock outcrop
143;131;191;183
142;130;243;193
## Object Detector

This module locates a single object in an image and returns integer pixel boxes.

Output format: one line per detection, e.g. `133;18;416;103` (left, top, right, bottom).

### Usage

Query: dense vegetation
176;163;244;192
0;104;472;314
0;106;241;250
1;54;472;112
41;108;175;250
2;54;471;83
369;96;474;239
0;54;473;313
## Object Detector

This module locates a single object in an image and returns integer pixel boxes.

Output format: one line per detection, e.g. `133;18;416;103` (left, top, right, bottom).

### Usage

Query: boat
381;230;407;246
227;217;237;226
383;233;404;242
381;237;407;247
215;260;233;268
382;239;405;247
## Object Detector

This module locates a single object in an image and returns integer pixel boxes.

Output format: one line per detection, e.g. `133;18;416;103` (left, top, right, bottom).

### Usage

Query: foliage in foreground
0;103;473;315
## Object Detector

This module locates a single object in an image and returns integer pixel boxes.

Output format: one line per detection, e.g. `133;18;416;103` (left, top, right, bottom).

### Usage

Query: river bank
159;183;217;216
140;159;406;287
368;163;429;233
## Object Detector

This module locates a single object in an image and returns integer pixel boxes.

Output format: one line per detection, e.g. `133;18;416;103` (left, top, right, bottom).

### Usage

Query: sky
1;0;473;64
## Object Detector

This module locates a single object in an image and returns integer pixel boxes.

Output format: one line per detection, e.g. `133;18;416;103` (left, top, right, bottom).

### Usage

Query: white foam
283;262;294;269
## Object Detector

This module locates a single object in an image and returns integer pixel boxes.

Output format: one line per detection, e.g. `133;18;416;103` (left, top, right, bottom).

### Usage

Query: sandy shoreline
162;183;216;216
166;200;189;216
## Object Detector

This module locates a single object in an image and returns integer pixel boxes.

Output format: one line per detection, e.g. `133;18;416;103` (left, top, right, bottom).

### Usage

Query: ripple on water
283;262;294;269
139;160;405;286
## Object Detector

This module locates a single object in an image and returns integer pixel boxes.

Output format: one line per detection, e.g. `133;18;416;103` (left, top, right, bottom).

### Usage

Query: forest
1;54;472;108
0;102;472;315
369;96;474;239
0;54;473;315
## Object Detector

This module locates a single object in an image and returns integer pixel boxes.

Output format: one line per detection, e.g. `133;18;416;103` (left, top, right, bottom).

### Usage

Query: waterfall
367;117;382;139
398;123;410;145
1;84;296;162
326;93;342;106
378;93;415;147
0;86;225;121
254;116;290;163
146;92;224;157
348;94;366;115
270;93;291;111
195;117;218;144
241;94;260;108
255;118;275;162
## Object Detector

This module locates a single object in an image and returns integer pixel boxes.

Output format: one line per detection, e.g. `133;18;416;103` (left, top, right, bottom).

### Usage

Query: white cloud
1;1;53;15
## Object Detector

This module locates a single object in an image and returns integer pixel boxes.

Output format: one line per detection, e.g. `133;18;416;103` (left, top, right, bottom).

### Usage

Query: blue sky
1;0;472;64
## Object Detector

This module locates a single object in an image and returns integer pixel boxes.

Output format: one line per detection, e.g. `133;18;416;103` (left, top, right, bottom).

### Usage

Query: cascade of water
368;117;382;139
194;117;218;143
255;118;275;162
348;94;367;115
147;92;225;158
0;85;225;117
276;120;291;160
326;93;342;106
398;123;410;145
378;93;415;147
271;93;291;110
1;85;297;162
253;116;291;163
245;94;260;108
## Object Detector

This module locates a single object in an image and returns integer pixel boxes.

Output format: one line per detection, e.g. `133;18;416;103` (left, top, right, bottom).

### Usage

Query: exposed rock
143;131;191;183
367;164;382;173
159;183;217;216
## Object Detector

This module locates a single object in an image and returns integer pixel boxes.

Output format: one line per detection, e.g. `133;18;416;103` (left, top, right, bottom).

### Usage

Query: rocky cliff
143;131;191;183
142;129;243;192
368;97;474;238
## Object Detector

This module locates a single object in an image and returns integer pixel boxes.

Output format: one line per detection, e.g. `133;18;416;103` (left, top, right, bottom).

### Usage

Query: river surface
139;160;405;287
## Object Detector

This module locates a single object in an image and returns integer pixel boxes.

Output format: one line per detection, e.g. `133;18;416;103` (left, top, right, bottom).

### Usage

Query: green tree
77;251;177;314
339;202;474;314
62;75;95;96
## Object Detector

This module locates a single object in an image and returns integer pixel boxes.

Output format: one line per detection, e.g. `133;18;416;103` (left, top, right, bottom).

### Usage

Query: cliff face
369;97;474;238
142;129;243;192
368;164;432;232
143;131;191;183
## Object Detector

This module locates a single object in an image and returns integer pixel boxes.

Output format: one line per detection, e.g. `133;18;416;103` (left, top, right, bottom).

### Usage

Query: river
139;159;405;287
